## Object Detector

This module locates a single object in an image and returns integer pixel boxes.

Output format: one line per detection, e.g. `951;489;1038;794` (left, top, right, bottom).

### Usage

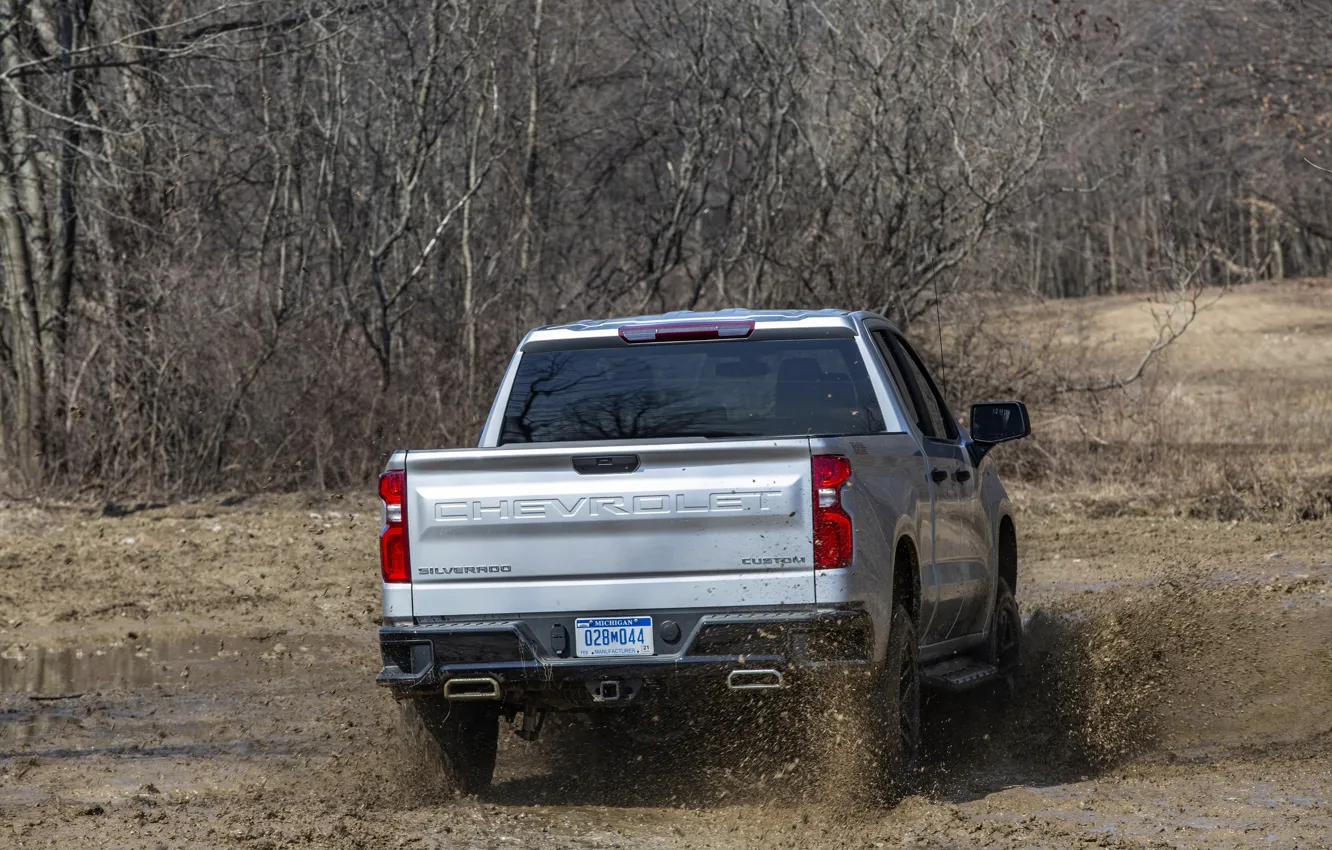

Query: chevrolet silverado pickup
375;309;1030;798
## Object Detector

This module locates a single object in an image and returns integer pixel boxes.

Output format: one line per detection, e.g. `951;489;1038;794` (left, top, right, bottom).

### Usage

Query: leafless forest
2;0;1331;497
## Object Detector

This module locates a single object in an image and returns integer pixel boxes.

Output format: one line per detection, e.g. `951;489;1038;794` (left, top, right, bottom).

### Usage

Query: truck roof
525;308;886;347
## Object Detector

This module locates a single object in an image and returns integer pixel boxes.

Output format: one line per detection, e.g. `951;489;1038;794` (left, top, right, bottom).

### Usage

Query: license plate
574;617;654;657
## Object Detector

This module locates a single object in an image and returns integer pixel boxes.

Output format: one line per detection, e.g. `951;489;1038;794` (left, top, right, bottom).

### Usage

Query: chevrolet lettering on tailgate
433;490;786;522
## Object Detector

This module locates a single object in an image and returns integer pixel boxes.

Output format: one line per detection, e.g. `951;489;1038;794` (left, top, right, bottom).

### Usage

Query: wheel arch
891;531;922;625
997;511;1018;595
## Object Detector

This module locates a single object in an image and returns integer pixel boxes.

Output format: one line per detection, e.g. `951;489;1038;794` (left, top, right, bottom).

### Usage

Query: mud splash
921;568;1332;787
449;567;1332;812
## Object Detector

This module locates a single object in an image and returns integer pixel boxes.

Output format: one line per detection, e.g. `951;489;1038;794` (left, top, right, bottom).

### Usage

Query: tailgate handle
572;454;640;474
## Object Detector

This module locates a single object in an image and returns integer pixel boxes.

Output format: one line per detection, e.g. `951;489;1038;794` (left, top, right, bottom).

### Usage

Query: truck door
883;332;990;644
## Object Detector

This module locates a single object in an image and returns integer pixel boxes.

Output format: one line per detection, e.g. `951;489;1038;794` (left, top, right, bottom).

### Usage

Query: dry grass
963;278;1332;522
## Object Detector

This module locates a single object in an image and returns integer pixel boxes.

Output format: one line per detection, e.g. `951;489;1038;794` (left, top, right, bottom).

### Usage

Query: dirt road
2;492;1330;849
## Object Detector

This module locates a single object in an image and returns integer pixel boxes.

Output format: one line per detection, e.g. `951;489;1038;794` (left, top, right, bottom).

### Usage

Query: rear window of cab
500;338;885;444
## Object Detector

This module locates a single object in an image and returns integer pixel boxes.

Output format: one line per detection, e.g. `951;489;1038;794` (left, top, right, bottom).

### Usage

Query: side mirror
968;401;1030;464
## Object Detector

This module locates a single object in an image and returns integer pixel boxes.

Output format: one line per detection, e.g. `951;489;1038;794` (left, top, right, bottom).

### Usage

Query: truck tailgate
404;440;814;616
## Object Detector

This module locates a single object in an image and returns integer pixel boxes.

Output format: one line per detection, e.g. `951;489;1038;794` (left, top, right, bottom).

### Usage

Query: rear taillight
378;470;410;584
812;455;853;570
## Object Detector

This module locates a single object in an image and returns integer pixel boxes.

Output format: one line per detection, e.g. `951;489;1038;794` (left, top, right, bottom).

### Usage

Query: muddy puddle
0;632;361;759
0;634;310;697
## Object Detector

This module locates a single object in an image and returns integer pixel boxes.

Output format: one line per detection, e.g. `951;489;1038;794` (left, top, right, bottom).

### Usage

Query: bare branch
1054;252;1225;394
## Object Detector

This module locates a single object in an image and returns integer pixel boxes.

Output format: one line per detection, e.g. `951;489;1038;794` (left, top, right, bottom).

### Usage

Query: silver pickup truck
375;309;1030;798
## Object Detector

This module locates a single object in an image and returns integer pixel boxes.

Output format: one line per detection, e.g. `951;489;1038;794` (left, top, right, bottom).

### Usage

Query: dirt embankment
2;492;1330;849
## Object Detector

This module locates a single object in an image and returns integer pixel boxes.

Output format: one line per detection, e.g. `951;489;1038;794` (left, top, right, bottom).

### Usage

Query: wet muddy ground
2;493;1331;849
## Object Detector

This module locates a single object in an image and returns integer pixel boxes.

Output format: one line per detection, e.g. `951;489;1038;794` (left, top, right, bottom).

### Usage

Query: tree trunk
516;0;543;332
1107;207;1118;294
46;1;88;388
0;19;50;487
461;88;486;405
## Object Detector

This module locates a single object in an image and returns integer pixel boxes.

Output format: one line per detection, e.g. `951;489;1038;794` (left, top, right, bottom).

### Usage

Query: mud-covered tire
870;603;922;803
399;696;500;795
986;578;1022;675
981;578;1022;712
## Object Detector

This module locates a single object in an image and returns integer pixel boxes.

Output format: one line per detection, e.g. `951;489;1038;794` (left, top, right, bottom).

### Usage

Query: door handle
931;468;949;483
954;469;971;483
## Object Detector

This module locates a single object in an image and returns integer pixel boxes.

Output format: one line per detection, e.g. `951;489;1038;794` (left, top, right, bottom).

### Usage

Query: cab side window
888;333;957;442
870;330;920;429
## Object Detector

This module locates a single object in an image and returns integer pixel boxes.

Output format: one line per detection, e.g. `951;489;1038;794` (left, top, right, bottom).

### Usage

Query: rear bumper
376;606;872;706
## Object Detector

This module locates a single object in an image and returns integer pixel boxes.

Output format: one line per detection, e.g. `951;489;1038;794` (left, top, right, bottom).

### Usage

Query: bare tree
4;0;1318;499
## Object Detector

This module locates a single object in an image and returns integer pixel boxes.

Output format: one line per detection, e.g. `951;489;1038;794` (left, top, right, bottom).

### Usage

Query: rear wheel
986;578;1022;674
982;577;1022;713
871;603;922;802
400;696;500;795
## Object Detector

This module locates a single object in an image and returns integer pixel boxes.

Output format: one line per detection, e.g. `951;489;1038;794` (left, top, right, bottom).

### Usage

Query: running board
920;657;999;693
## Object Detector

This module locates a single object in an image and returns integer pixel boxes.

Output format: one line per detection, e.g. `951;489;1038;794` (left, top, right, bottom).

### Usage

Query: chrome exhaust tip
726;669;784;690
443;677;502;700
